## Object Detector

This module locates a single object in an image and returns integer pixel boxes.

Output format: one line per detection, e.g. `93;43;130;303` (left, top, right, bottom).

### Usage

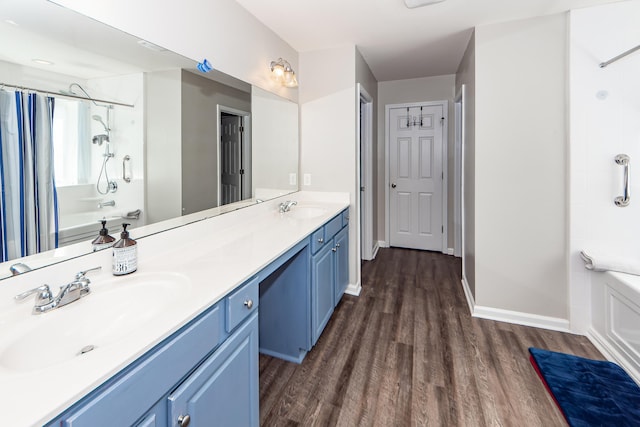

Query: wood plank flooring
259;248;603;426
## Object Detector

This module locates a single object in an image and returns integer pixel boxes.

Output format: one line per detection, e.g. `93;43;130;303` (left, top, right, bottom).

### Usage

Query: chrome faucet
14;267;101;315
9;262;31;276
279;200;298;213
98;200;115;208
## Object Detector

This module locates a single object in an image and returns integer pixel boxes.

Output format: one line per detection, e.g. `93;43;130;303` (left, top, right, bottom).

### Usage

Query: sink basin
0;272;190;372
287;206;328;219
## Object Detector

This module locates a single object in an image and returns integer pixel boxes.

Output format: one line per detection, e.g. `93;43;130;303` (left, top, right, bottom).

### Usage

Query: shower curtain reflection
0;90;59;262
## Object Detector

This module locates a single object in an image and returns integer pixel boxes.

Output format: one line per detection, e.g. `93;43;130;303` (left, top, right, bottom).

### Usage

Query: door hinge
239;126;244;132
440;117;445;126
441;225;443;233
239;169;245;175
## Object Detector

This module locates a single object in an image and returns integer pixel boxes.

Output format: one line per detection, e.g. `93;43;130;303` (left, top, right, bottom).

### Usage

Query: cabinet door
334;226;349;306
311;242;335;344
168;312;258;427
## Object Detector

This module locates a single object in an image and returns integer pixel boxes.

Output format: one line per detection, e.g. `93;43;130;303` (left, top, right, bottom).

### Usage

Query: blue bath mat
529;347;640;426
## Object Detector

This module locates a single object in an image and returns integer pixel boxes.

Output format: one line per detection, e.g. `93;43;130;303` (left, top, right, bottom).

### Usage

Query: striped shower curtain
0;90;58;262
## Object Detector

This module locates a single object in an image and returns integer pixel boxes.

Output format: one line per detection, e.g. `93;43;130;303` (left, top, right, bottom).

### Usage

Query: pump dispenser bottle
92;220;116;252
112;223;137;275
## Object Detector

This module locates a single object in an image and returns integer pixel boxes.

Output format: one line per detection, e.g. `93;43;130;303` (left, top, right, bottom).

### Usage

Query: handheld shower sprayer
92;115;110;133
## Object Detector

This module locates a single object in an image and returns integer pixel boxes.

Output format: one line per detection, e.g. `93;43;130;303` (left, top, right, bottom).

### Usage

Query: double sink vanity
0;192;350;427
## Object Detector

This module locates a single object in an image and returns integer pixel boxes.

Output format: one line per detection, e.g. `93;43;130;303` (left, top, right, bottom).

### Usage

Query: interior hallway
259;248;603;426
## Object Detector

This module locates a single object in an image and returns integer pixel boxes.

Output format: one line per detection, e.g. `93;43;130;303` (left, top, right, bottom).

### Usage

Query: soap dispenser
92;220;116;252
112;223;137;275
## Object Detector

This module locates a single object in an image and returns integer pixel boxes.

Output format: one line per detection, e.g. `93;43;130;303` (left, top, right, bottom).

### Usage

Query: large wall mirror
0;0;299;279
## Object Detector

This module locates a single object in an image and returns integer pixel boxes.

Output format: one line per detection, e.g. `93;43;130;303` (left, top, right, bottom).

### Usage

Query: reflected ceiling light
32;58;53;65
404;0;446;8
137;39;166;52
269;58;298;88
4;19;18;26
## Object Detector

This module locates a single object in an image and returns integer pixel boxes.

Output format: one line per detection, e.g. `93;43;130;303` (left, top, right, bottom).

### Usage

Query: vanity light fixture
270;58;298;88
404;0;446;8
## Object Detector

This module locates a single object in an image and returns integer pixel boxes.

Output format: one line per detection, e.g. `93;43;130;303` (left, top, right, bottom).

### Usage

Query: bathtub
58;212;138;247
589;270;640;384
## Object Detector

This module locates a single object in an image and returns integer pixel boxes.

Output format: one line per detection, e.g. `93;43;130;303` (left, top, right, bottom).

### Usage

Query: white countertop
0;191;349;427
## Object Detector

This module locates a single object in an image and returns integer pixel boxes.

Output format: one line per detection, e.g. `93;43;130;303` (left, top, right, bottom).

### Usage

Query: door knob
391;183;397;188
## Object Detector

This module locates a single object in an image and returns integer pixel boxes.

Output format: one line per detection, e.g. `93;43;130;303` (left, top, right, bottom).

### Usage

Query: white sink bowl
0;272;190;372
287;205;328;219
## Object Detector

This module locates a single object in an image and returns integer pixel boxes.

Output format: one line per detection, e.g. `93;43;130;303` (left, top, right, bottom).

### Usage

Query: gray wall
455;31;476;298
181;70;251;215
473;13;568;319
355;48;379;251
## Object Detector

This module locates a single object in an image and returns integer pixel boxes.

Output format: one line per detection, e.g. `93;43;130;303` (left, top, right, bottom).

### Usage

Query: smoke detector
404;0;446;8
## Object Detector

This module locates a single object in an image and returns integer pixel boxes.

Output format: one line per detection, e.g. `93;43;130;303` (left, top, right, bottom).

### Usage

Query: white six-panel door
389;104;444;251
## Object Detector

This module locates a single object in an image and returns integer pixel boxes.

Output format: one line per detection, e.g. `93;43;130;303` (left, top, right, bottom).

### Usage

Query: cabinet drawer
341;209;349;228
324;215;342;240
227;276;259;332
311;228;325;254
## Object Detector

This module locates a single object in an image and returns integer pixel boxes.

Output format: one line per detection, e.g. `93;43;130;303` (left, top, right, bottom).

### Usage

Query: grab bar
122;155;132;183
614;154;630;207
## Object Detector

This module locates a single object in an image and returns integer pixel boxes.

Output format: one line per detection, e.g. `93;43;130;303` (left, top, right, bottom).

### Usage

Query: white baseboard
378;240;389;248
586;328;640;385
472;305;571;333
461;276;475;315
446;247;454;256
371;241;380;259
345;281;362;296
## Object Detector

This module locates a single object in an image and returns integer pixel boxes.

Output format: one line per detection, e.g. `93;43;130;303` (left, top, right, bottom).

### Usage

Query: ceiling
234;0;622;81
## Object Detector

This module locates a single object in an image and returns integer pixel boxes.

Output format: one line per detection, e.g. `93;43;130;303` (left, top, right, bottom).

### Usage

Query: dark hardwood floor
259;248;603;426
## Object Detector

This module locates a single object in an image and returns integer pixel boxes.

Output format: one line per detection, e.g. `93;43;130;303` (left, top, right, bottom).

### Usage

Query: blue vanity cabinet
167;312;258;427
334;225;349;306
311;210;349;345
45;277;259;427
311;240;335;344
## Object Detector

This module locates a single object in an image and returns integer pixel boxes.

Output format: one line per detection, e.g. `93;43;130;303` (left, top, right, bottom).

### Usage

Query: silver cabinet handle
332;247;337;252
336;243;340;249
318;238;324;243
615;154;630;207
391;183;397;188
244;299;253;309
178;414;191;427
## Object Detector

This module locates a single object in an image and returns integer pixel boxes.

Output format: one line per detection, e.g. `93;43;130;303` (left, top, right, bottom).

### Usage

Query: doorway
358;84;374;261
385;101;448;252
218;106;251;206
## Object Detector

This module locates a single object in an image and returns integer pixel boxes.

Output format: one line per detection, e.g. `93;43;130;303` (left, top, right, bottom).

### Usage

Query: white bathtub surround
580;250;640;276
588;271;640;385
568;1;640;333
0;191;348;427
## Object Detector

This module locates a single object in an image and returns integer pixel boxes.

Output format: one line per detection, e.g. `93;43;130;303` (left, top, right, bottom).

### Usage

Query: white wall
252;86;299;194
377;74;456;247
146;69;182;224
474;13;568;323
569;1;640;332
299;45;359;289
51;0;299;102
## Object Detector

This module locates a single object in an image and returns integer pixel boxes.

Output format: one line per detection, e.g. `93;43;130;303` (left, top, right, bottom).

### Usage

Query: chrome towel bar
615;154;630;207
